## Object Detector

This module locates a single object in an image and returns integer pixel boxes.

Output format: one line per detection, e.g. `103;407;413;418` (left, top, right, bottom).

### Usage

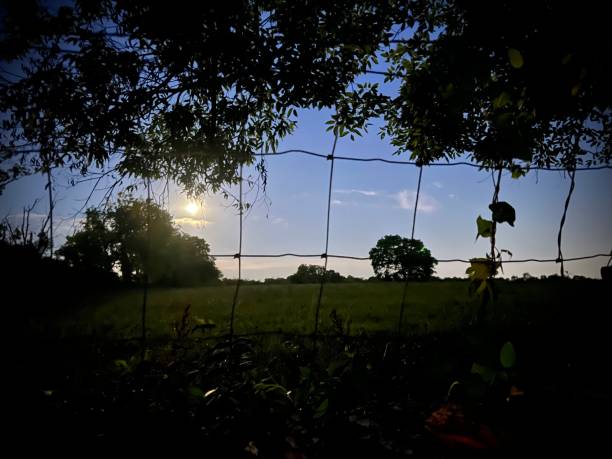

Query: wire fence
137;146;611;352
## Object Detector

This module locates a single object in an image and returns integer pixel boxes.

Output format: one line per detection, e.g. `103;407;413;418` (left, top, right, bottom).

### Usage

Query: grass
19;278;611;455
42;278;605;340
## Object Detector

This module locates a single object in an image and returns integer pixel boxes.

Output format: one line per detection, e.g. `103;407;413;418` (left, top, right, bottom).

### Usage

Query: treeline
1;199;222;314
57;199;220;287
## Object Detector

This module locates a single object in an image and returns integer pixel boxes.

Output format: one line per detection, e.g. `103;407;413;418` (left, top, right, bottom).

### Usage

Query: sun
185;201;199;215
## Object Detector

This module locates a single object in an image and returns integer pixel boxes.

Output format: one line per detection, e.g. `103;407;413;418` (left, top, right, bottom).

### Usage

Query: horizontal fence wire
212;253;610;263
253;150;612;171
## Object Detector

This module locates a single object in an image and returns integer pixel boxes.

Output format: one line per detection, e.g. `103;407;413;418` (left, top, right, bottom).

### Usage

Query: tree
334;0;611;170
58;199;221;286
109;198;176;283
56;208;114;273
0;1;404;193
287;264;344;284
369;236;437;281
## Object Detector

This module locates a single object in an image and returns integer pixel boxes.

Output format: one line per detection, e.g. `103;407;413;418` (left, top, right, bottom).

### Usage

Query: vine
467;164;519;319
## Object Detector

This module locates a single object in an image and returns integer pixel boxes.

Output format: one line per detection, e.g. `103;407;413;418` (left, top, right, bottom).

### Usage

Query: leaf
466;258;492;281
314;398;329;418
476;216;493;239
510;165;526;179
493;92;511;109
204;388;218;398
508;48;524;69
114;359;128;369
500;342;516;368
447;381;462;399
489;202;516;226
471;363;496;385
189;387;205;398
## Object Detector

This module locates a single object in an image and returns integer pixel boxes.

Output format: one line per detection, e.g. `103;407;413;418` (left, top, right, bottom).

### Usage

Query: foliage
369;235;437;281
0;200;49;255
57;199;220;286
287;264;344;284
0;0;404;193
55;208;114;272
338;0;612;170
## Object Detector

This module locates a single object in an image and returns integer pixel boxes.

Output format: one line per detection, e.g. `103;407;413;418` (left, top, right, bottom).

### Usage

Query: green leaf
500;342;516;368
466;258;493;281
114;359;128;369
508;48;524;69
471;362;496;384
493;92;511;109
189;387;205;398
314;398;329;418
510;165;527;179
489;201;516;226
476;216;493;238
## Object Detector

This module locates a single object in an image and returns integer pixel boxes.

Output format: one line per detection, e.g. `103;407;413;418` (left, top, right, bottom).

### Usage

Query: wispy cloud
432;181;443;189
334;189;378;196
448;193;456;199
270;216;289;228
174;217;210;229
394;190;439;213
331;199;345;206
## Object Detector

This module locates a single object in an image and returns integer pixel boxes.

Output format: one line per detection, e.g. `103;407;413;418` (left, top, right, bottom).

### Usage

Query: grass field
39;279;605;339
19;278;611;455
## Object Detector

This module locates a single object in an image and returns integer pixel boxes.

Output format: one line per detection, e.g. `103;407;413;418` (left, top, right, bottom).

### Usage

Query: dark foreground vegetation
12;276;612;457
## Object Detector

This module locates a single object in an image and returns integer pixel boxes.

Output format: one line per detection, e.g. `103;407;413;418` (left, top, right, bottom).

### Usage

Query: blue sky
1;103;611;280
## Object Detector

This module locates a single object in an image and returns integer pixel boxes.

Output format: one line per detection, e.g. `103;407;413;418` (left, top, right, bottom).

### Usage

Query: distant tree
0;200;49;256
264;277;289;285
288;264;345;284
58;199;220;286
57;209;114;274
159;234;221;287
369;236;437;281
109;199;176;283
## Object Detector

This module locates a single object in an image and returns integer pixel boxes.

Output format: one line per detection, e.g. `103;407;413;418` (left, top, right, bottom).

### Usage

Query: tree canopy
287;264;344;284
58;199;221;286
337;0;611;170
0;0;402;193
2;0;609;195
369;236;437;281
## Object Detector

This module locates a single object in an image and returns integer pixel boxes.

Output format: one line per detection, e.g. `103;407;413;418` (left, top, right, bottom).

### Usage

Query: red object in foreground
426;403;498;450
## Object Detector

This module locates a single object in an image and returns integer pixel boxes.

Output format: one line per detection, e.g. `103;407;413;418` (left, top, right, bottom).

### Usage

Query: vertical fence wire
557;168;576;277
141;177;151;360
397;166;423;334
312;133;339;346
490;167;503;263
46;168;54;258
229;164;244;341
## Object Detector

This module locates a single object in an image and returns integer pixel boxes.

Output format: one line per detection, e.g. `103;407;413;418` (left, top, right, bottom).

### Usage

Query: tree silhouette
58;199;220;286
0;1;403;193
369;236;437;281
288;264;344;284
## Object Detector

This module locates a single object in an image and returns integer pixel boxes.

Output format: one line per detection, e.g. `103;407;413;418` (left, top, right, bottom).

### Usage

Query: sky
1;102;611;280
1;39;611;281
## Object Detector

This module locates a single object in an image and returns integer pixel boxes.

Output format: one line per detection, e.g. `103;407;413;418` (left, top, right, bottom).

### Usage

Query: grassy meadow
37;279;605;340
